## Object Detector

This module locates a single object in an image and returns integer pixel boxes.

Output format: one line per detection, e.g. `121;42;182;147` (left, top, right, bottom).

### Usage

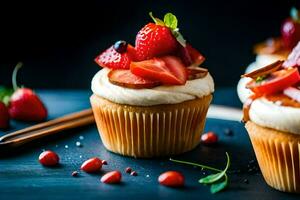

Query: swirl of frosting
249;98;300;134
91;68;214;106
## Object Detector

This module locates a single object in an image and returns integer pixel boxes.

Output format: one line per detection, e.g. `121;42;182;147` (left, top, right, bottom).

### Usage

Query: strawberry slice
178;44;205;66
187;67;208;80
95;44;136;69
130;56;187;85
108;69;160;89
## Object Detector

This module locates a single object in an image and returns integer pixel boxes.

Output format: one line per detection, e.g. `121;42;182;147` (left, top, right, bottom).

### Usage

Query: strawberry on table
95;41;136;69
135;12;186;60
8;62;47;121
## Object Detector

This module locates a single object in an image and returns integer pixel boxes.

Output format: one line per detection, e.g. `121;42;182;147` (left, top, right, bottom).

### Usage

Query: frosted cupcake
238;7;300;103
90;12;214;158
243;42;300;192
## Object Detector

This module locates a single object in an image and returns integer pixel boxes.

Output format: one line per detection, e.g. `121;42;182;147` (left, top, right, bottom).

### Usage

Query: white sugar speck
65;145;69;149
79;155;82;158
146;175;150;178
79;136;84;140
76;141;82;147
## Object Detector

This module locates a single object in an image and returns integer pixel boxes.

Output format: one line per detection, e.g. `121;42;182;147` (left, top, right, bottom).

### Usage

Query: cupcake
243;42;300;193
237;7;300;103
90;12;214;158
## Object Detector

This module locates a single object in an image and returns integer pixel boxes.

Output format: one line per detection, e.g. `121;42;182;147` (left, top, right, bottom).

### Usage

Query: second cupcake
91;12;214;158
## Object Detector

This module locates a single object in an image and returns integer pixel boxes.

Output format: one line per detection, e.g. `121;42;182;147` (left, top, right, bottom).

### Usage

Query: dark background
0;0;298;89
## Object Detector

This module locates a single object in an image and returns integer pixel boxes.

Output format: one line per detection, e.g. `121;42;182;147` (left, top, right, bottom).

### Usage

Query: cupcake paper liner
90;94;212;158
246;121;300;193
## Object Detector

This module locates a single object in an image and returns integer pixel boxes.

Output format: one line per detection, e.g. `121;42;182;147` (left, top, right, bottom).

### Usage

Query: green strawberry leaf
0;87;13;106
199;152;230;184
199;172;224;184
173;30;186;47
149;12;165;26
210;178;228;194
164;13;178;30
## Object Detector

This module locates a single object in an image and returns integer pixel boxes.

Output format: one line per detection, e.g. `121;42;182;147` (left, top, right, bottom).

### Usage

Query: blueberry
113;40;128;53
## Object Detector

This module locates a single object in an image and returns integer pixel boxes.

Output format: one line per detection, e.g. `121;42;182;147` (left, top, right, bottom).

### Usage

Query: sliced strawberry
135;23;178;60
283;42;300;68
178;44;205;66
187;67;208;80
108;69;160;89
283;87;300;103
95;44;136;69
130;56;187;85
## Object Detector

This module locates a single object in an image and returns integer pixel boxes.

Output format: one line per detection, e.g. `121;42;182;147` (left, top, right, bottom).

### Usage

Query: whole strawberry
8;63;47;121
0;101;9;129
135;12;186;60
281;7;300;49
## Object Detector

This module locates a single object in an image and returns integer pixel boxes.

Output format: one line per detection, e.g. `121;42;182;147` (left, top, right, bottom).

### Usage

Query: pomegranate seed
39;150;59;166
72;171;79;177
125;167;132;173
80;157;102;173
101;160;108;165
130;171;138;176
201;131;218;145
158;171;184;187
101;171;122;184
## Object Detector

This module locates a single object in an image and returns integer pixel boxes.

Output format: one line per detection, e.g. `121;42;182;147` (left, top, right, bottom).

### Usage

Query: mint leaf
210;178;228;194
164;13;178;29
149;12;165;26
199;172;224;184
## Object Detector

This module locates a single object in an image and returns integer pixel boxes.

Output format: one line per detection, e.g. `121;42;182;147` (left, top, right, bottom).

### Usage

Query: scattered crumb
76;141;82;147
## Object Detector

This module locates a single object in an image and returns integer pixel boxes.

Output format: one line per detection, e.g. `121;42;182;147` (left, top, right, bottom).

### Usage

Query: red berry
39;150;59;166
281;18;300;49
80;157;102;173
130;171;138;176
201;131;218;144
130;56;187;85
0;102;9;129
125;167;132;173
101;160;108;165
158;171;184;187
72;171;79;177
135;23;178;60
9;88;48;122
108;69;160;89
101;171;122;184
94;44;136;69
281;8;300;49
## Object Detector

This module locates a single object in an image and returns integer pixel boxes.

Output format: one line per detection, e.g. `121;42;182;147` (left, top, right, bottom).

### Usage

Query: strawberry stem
12;62;23;91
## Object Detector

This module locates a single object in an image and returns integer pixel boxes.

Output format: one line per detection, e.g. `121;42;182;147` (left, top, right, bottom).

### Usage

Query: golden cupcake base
90;94;212;158
246;121;300;193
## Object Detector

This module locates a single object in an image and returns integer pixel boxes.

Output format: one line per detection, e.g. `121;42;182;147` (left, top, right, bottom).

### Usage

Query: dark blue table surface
0;88;299;200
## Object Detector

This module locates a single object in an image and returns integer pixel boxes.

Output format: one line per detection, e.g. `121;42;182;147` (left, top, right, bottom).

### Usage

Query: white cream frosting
249;98;300;134
91;68;214;106
237;54;286;103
